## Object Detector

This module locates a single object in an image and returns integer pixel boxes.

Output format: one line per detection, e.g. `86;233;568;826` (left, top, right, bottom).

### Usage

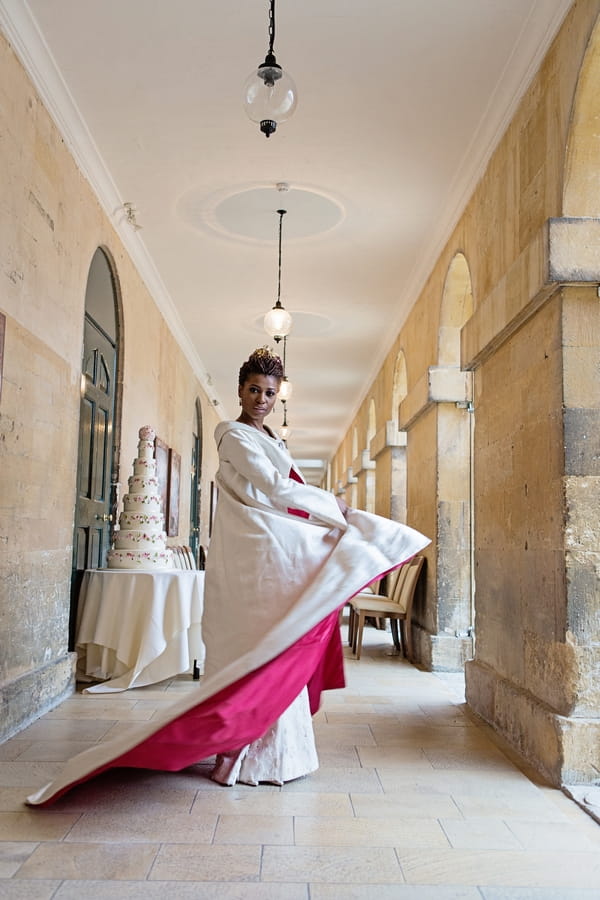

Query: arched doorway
401;252;475;670
365;399;377;513
371;350;409;523
70;247;122;649
435;252;475;657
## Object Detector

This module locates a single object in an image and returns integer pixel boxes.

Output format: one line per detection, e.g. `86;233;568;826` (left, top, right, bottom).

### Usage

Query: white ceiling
1;0;573;479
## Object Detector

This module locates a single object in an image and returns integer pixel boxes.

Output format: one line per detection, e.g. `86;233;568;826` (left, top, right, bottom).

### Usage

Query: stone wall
331;2;600;783
0;33;220;740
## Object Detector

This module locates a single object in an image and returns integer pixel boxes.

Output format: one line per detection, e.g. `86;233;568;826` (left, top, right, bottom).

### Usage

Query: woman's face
238;373;279;426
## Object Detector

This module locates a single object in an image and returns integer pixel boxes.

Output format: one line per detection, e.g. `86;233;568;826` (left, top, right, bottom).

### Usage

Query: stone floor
1;619;600;898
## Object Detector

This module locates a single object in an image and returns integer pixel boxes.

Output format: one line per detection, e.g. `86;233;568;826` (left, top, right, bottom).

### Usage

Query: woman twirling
27;348;429;805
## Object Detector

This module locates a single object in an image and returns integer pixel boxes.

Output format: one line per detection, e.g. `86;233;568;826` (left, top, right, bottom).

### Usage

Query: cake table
75;568;205;692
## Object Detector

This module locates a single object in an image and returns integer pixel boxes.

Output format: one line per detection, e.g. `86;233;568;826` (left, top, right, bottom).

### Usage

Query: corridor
1;620;600;897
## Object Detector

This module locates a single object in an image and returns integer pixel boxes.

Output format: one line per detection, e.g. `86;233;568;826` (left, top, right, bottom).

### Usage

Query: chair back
388;562;410;604
181;546;197;569
170;546;197;569
170;546;184;569
392;555;425;612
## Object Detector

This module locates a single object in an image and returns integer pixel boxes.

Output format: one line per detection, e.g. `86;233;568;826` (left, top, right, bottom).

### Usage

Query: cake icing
107;426;173;570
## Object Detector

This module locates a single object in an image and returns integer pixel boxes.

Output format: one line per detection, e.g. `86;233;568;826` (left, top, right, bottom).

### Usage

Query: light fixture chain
277;208;286;305
268;0;276;55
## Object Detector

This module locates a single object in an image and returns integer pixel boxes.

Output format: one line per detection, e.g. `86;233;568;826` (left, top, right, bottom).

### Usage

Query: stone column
399;366;474;670
463;217;600;785
370;421;407;522
352;449;376;513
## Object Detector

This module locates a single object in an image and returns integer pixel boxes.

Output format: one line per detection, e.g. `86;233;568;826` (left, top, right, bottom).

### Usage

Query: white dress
204;422;340;785
26;421;430;806
210;687;318;786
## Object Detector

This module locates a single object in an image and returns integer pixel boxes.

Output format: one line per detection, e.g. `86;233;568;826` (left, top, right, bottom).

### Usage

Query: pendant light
278;334;293;401
243;0;297;138
264;209;293;343
280;399;291;441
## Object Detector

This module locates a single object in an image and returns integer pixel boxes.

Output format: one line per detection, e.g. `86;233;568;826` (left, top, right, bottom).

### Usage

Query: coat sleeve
217;429;347;530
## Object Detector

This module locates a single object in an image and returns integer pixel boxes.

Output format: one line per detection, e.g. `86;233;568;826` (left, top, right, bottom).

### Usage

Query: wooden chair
181;546;196;569
170;546;197;570
348;555;425;660
169;546;200;677
347;569;404;649
170;546;184;569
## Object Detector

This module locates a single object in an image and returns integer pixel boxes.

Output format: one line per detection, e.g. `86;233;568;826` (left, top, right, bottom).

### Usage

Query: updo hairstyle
238;347;284;387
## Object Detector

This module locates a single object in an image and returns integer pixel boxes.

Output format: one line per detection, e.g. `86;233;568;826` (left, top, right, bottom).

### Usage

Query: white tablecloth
75;569;205;693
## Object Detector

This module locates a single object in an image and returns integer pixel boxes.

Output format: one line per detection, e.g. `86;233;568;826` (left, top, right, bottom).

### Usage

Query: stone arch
563;18;600;215
348;427;358;507
556;14;600;767
418;251;475;668
392;351;408;424
439;252;473;365
336;446;347;496
367;398;376;444
70;245;123;648
365;398;377;512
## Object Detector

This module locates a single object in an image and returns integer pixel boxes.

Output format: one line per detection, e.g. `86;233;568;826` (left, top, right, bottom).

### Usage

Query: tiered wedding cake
107;425;173;570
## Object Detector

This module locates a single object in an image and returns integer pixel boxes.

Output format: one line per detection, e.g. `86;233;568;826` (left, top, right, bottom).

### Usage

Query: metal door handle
95;513;113;522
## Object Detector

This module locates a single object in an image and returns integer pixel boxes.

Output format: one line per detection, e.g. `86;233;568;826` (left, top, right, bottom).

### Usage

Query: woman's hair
238;347;284;387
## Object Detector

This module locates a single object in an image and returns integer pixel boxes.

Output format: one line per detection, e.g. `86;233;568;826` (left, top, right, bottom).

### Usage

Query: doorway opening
69;248;122;650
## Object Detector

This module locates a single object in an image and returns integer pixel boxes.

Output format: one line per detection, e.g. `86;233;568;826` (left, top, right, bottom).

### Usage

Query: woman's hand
336;496;349;518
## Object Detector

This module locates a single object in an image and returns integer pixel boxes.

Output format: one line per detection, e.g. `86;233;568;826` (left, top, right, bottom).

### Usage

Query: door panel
70;248;120;652
76;320;115;570
70;319;116;650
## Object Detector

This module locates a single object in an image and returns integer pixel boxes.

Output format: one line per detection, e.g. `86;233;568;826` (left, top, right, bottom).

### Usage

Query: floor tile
149;843;261;881
0;762;64;789
313;722;376;748
422;746;513;771
261;845;404;883
65;809;217;843
53;881;309;898
350;789;462;820
280;766;383;794
0;742;32;762
480;889;600;899
312;887;481;900
450;786;573;821
43;702;154;722
356;745;435;768
191;789;354;817
0;880;61;899
15;720;115;742
40;770;202;813
13;741;98;762
0;810;81;841
294;814;449;848
315;747;361;767
214;813;294;844
504;818;600;850
15;842;159;880
397;848;600;888
0;787;43;812
439;816;523;850
0;843;39;878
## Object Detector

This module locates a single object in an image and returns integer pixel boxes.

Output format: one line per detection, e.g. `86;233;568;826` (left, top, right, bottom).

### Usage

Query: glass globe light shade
278;377;293;401
279;423;291;440
264;304;292;341
243;59;297;137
